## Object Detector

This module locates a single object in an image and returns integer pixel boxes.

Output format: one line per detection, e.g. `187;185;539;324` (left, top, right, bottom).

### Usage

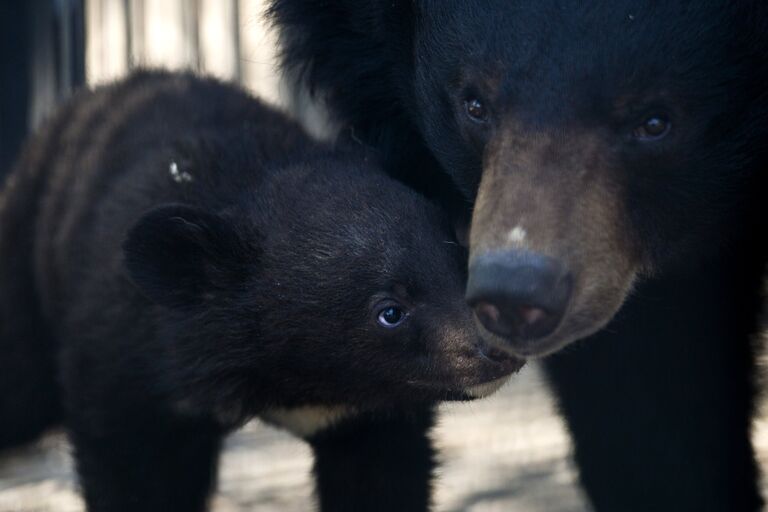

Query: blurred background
0;1;765;510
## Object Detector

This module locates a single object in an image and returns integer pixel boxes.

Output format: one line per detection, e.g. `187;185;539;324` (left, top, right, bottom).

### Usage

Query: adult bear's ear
123;204;254;309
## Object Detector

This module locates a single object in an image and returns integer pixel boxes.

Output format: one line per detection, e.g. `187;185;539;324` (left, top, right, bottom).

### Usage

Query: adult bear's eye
377;305;407;328
464;97;488;123
634;115;671;140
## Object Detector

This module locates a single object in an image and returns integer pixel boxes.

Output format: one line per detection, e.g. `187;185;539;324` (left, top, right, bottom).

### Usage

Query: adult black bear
269;1;768;510
0;71;523;511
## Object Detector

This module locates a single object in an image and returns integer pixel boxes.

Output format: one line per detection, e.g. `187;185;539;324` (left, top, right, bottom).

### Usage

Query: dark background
0;0;84;177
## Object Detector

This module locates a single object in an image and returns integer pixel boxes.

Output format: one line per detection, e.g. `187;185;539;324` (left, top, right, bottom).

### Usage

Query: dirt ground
2;361;768;512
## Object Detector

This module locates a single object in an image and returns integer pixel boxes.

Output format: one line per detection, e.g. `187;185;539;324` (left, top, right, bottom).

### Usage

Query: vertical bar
198;0;240;81
69;0;86;87
238;0;280;104
29;0;58;128
231;0;242;83
143;0;198;70
0;0;31;175
181;0;200;71
56;0;74;95
85;0;102;81
86;0;129;84
53;0;85;96
126;0;146;68
123;0;133;67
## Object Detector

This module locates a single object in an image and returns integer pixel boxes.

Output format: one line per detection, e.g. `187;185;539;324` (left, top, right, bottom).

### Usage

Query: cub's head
123;154;523;416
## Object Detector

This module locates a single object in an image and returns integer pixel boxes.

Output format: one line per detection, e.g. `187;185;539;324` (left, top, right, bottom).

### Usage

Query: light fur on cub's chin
464;375;512;399
261;405;356;438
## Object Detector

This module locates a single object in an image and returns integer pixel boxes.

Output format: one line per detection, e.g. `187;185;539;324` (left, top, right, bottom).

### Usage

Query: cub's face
124;169;524;415
327;239;524;404
255;172;525;406
410;0;767;357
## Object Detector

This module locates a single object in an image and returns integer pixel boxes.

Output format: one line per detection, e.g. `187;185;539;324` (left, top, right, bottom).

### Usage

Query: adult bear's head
270;0;768;357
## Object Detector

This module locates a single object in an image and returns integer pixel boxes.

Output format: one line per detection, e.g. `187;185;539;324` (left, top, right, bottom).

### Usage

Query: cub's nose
466;251;572;352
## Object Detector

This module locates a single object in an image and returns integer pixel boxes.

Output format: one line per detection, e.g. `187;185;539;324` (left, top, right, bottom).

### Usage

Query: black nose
466;251;572;345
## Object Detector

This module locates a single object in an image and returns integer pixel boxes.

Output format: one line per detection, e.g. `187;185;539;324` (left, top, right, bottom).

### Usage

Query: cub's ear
123;204;253;309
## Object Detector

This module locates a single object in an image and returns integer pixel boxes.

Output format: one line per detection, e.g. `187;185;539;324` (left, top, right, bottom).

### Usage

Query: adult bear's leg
545;256;763;511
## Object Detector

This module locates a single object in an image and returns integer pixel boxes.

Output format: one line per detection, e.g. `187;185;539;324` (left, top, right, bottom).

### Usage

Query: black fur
310;408;436;512
268;1;768;510
0;71;522;511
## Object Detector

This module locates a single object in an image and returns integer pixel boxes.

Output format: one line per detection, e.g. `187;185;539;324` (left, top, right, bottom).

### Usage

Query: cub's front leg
307;406;437;512
67;406;223;512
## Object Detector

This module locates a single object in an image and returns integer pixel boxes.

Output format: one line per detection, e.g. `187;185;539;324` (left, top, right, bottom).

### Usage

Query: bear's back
2;71;312;328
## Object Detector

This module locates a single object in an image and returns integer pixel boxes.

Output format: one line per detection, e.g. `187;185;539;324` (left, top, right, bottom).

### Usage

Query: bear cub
0;71;522;512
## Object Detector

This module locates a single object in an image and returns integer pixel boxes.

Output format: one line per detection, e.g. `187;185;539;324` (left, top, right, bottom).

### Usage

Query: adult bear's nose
466;250;572;355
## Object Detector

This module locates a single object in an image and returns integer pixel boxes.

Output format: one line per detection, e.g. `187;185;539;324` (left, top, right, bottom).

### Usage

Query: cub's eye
634;115;671;140
377;305;406;328
464;97;488;123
